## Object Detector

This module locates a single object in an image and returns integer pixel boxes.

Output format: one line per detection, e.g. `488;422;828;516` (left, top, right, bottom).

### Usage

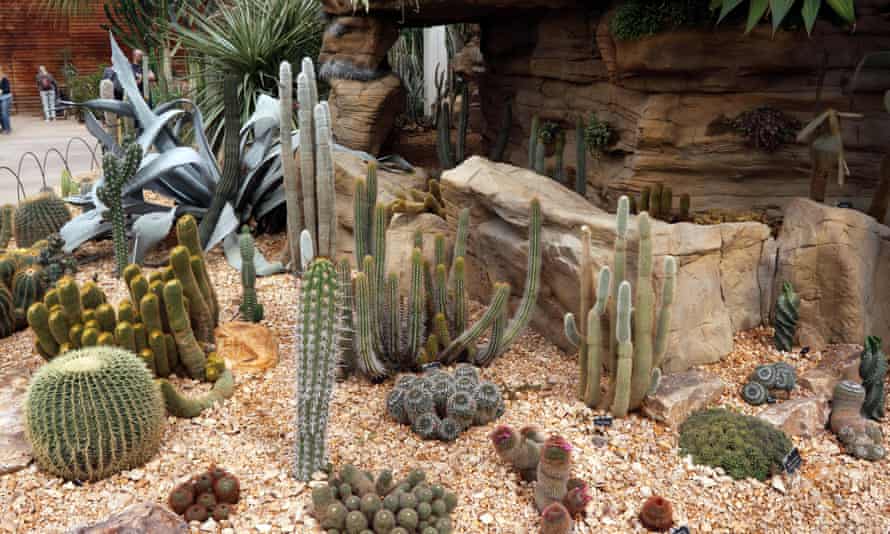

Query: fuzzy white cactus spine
611;281;633;417
297;65;317;251
280;61;303;272
294;243;341;481
314;102;337;259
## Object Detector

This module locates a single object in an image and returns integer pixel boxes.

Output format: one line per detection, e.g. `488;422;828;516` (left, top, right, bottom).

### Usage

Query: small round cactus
213;474;240;504
412;412;441;440
639;495;674;532
184;504;209;522
438;417;462;442
196;492;217;509
404;386;435;423
386;387;411;424
168;483;195;515
473;381;503;425
749;364;777;388
741;381;769;406
452;363;479;383
452;375;477;394
397;508;419;530
373;509;397;532
446;390;477;428
344;495;361;511
211;503;231;521
345;510;368;532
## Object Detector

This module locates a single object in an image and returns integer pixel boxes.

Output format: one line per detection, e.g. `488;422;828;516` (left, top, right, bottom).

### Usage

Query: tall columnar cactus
435;75;470;170
774;281;800;352
279;61;302;272
535;436;572;513
564;196;677;415
859;336;887;421
528;116;540;169
238;227;263;322
13;191;71;248
24;346;165;481
349;166;542;379
294;253;341;481
298;58;319;252
98;142;143;277
314;102;338;259
575;117;587;197
0;204;13;250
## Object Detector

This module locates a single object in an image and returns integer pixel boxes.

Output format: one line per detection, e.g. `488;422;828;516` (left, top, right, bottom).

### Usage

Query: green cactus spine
238;227;263;322
97;143;143;277
13;191;71;248
295;257;341;481
198;71;241;247
0;204;13;250
859;336;887;420
608;196;629;372
24;346;165;480
774;281;800;352
279;61;303;272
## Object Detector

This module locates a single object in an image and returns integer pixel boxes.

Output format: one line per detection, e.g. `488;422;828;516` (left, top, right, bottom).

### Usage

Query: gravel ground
1;235;889;534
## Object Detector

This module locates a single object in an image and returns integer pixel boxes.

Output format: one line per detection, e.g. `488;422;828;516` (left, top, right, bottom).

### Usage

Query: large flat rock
0;368;32;476
757;397;830;439
67;502;188;534
441;156;774;371
642;370;726;427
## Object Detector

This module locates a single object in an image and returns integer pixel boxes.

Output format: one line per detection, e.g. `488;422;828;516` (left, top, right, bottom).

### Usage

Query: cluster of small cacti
527;117;589;196
35;233;77;284
859;336;887;421
0;245;61;334
490;426;591;533
294;238;342;481
564;196;677;416
385;365;505;442
97;142;143;277
389;179;445;218
347;163;542;380
24;346;165;481
639;495;674;532
238;226;263;322
311;465;457;534
830;380;886;461
13;189;71;248
435;65;469;171
773;281;800;352
740;361;797;406
633;183;691;222
168;466;241;522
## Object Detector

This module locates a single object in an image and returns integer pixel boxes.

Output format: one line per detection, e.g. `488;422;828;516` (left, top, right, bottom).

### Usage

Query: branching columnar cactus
238;227;263;322
24;346;165;481
829;380;886;461
349;165;542;380
564;197;677;415
774;281;800;352
279;61;302;271
13;190;71;248
312;465;457;534
0;204;13;250
98;142;143;277
636;183;691;222
386;366;505;442
859;336;886;421
294;239;341;481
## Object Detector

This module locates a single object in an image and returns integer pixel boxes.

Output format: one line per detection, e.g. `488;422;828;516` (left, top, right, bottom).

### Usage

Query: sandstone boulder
0;369;31;475
67;502;187;533
757;397;830;438
319;16;398;80
440;157;774;371
642;370;726;428
798;344;863;399
215;322;280;373
773;199;890;352
328;73;405;155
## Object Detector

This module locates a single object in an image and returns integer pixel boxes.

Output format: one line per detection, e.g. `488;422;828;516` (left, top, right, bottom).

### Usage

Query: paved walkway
0;115;99;204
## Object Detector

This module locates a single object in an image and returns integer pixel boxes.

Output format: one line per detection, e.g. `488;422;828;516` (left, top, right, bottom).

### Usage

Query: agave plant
713;0;856;35
64;32;390;275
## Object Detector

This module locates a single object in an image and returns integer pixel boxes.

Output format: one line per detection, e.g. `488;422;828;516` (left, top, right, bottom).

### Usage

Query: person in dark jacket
101;66;124;100
0;65;12;134
36;65;58;122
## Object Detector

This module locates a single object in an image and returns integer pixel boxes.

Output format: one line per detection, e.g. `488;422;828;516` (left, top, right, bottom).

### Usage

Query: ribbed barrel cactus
0;285;15;338
13;191;71;248
0;204;14;250
294;240;342;481
238;226;263;322
564;197;677;415
24;346;165;481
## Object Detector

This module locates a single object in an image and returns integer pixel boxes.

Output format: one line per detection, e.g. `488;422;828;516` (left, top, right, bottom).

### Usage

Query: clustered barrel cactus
349;163;542;380
98;142;143;277
238;226;264;322
294;232;342;481
24;346;165;481
385;365;505;442
564;196;677;416
168;466;241;522
13;190;71;248
490;426;591;533
830;380;886;461
740;361;797;406
312;465;457;534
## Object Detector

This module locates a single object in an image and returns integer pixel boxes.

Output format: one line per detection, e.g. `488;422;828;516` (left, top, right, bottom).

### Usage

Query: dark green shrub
732;107;801;153
678;408;792;481
610;0;715;41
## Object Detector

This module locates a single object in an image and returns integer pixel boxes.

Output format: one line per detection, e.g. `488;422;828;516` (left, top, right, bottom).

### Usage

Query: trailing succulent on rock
347;163;541;381
564;196;677;416
732;107;801;153
859;336;887;421
13;189;71;248
678;408;793;481
385;365;505;442
168;466;241;521
639;495;674;532
311;465;458;534
740;361;797;406
24;346;165;481
773;281;800;352
490;426;592;529
609;0;715;41
830;380;886;461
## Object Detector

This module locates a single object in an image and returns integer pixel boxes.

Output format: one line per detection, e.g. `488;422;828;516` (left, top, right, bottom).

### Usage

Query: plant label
421;362;442;372
783;448;802;474
670;527;690;534
593;415;613;427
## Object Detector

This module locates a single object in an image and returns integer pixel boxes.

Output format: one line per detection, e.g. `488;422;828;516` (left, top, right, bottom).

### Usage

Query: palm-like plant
172;0;324;152
712;0;856;35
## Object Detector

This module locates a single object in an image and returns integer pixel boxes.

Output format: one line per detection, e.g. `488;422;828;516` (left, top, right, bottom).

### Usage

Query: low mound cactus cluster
312;465;457;533
386;365;505;442
679;408;793;481
490;426;592;533
740;361;796;406
168;466;241;522
829;380;885;461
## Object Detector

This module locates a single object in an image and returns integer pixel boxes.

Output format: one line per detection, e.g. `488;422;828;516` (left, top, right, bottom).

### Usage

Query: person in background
36;65;58;122
0;65;12;135
130;49;155;106
101;66;124;100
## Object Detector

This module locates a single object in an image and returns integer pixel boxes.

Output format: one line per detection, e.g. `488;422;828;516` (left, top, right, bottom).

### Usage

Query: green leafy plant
713;0;856;35
679;408;793;481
